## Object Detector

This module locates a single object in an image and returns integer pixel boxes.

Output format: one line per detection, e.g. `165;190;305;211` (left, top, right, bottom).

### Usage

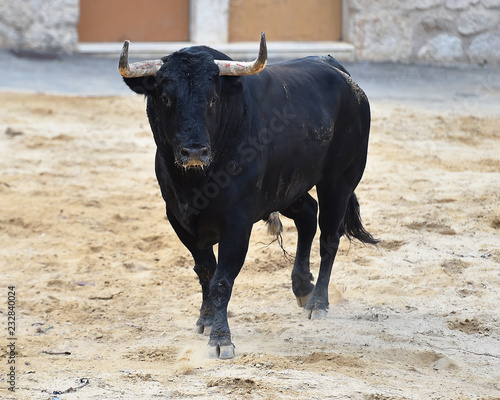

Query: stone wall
0;0;79;53
344;0;500;65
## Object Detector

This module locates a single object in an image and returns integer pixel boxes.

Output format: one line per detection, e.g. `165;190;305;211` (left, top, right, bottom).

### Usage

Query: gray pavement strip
1;49;499;113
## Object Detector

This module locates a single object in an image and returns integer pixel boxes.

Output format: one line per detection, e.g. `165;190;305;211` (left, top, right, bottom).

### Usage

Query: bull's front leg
206;222;252;359
166;210;217;335
193;250;217;335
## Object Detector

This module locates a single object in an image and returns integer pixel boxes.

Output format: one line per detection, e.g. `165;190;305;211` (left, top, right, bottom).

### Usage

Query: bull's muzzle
178;146;211;169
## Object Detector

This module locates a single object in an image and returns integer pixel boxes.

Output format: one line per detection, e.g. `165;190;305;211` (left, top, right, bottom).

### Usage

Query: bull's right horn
118;40;163;78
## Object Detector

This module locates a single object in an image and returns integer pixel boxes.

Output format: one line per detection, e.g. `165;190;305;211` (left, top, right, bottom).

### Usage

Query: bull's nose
179;146;210;167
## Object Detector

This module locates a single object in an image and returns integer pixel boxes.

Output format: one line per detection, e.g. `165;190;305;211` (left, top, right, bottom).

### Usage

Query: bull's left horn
118;40;163;78
215;32;267;76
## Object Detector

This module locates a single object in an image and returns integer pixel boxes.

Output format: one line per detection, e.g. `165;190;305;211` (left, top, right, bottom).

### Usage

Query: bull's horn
118;32;266;78
215;32;267;76
118;40;163;78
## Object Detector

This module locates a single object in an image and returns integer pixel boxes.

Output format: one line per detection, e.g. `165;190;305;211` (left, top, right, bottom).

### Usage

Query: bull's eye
209;96;218;108
161;94;173;108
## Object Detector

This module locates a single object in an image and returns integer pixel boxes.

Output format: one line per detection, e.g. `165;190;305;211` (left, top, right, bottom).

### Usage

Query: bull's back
239;58;368;215
248;57;368;143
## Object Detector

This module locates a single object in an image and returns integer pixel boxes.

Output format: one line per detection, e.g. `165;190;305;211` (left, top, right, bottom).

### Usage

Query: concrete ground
1;48;500;114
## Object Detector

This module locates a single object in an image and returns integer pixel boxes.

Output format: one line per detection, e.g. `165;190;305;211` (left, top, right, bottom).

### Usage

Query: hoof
195;323;212;336
303;308;328;320
219;345;236;359
207;343;235;359
296;292;313;308
311;309;328;320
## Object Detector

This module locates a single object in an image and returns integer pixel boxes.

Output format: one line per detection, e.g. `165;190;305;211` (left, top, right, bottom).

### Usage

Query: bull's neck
217;97;248;156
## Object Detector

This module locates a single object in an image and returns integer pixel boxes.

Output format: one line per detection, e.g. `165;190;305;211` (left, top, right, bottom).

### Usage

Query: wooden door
78;0;189;42
229;0;342;42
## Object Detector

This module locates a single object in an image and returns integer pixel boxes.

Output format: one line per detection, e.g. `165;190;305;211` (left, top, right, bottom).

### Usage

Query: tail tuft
344;193;378;245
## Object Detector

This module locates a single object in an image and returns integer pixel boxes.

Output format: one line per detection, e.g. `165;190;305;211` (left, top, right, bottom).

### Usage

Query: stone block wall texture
346;0;500;65
0;0;79;53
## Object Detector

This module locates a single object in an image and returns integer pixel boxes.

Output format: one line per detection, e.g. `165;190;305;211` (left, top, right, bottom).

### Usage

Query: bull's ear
122;76;157;96
222;76;243;96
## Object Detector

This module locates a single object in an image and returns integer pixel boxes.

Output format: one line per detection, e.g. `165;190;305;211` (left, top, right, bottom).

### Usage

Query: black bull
121;38;377;359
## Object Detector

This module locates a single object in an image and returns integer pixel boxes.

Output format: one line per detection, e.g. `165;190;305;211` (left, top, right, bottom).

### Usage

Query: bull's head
119;33;267;171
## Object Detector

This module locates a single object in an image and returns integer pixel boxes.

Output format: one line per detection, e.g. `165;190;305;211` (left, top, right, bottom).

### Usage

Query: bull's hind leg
281;194;318;307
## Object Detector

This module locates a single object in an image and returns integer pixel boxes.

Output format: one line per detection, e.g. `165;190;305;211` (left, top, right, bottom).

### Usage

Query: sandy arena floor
0;90;499;399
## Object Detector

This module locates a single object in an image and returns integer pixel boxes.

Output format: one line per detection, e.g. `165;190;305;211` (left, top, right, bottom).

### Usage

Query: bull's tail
343;193;378;245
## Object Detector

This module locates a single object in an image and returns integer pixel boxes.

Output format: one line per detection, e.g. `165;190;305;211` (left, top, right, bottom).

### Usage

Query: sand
0;91;499;399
